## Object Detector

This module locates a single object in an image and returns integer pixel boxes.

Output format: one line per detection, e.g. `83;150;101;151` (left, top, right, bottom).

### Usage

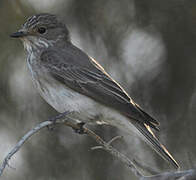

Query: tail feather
134;104;160;131
132;121;179;169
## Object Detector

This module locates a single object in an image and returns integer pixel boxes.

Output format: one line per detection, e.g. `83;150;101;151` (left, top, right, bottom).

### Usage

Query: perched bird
10;13;179;168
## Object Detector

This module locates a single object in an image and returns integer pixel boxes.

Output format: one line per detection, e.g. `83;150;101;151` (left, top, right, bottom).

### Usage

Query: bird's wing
40;47;179;168
40;48;159;130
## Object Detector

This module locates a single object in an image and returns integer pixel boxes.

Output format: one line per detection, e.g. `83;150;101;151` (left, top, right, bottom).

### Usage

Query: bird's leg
47;111;70;130
72;122;87;135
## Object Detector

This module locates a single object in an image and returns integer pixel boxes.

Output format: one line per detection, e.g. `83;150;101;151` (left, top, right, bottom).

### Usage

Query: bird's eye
37;27;46;34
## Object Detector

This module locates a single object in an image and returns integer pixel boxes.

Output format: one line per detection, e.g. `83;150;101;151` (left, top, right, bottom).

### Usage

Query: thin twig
0;115;196;180
107;135;123;145
133;159;159;175
91;146;104;150
140;169;196;180
63;119;143;178
0;120;53;176
0;117;142;178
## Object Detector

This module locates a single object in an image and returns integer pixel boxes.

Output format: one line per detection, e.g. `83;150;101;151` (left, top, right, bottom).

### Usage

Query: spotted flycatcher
10;13;179;168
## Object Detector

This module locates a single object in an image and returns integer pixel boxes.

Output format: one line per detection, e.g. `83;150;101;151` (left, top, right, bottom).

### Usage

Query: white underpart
36;72;143;137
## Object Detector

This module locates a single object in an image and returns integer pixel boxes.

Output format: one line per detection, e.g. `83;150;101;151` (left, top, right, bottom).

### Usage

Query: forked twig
0;116;142;178
0;114;195;180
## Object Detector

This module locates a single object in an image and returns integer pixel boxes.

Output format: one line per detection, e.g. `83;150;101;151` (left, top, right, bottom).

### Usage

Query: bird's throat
22;37;52;54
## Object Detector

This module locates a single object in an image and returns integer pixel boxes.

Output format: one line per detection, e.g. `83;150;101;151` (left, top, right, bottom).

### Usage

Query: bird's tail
132;120;179;169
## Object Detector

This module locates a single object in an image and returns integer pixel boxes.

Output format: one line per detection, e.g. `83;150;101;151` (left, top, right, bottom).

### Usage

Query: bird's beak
10;31;27;38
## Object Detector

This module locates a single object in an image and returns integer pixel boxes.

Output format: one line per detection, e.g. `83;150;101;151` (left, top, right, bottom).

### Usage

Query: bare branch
140;169;196;180
91;146;104;150
63;119;143;178
0;115;196;180
0;116;142;178
107;135;123;145
0;120;54;176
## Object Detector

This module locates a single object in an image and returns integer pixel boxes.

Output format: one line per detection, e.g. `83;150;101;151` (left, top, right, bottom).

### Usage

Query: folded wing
40;46;179;168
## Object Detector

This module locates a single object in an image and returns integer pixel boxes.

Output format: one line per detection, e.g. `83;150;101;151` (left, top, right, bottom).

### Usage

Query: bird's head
10;13;70;52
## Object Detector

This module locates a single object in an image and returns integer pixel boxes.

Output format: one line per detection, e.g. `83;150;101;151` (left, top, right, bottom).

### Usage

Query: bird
10;13;179;168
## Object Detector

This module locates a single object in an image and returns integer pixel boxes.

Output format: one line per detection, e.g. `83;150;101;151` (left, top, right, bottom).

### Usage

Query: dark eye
37;27;46;34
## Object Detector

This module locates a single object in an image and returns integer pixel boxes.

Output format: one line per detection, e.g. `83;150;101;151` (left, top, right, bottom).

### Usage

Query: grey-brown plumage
11;13;179;168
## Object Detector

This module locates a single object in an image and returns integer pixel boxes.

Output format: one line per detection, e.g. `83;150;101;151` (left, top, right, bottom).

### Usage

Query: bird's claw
72;122;87;135
47;111;70;131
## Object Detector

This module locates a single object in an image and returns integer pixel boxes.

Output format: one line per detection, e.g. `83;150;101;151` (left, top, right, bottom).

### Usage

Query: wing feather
40;48;159;129
39;47;179;168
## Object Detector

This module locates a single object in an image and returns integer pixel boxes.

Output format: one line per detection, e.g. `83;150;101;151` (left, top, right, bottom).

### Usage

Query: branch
0;120;54;176
0;116;142;178
0;114;195;180
140;169;196;180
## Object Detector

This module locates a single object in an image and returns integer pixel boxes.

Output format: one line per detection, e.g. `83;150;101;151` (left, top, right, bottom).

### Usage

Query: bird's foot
72;122;87;135
47;111;70;130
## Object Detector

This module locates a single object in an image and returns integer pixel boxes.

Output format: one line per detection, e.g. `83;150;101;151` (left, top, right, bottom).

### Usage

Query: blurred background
0;0;196;179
